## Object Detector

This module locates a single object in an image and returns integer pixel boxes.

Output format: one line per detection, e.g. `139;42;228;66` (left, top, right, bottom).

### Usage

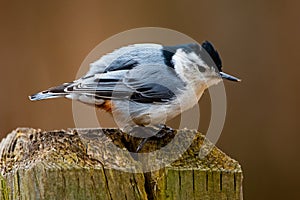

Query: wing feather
65;44;186;103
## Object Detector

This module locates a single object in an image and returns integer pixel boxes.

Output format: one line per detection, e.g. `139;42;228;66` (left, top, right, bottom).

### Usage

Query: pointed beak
220;72;241;82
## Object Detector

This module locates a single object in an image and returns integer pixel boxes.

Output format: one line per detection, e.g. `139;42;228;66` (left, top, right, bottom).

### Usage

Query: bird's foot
153;124;173;138
136;124;174;152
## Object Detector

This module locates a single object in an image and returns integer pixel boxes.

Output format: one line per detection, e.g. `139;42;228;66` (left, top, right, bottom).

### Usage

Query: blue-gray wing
66;43;186;103
123;64;185;103
68;64;185;103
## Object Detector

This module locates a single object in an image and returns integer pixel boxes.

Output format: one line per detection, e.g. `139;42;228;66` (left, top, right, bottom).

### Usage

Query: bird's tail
29;91;65;101
29;82;72;101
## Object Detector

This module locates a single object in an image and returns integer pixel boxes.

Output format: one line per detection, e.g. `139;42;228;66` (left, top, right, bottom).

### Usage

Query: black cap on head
201;41;222;72
202;41;241;82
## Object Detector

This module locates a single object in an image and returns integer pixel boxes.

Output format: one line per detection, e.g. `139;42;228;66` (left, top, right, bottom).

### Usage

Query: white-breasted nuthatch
29;41;240;150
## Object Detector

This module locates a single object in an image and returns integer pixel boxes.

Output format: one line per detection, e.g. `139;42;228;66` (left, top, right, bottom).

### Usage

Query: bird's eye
198;65;206;72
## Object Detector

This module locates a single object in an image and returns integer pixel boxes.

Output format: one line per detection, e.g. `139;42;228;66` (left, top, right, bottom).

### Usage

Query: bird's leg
136;124;173;152
129;125;155;138
153;124;173;138
126;125;155;153
136;137;150;152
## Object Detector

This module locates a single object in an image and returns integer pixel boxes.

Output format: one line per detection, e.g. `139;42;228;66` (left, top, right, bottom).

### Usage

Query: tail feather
29;82;72;101
29;91;65;101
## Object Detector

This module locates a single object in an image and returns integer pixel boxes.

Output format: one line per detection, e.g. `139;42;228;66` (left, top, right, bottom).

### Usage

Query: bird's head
200;41;241;82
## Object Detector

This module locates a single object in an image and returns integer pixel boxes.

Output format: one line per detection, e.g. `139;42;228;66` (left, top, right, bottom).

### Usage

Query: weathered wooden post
0;128;243;200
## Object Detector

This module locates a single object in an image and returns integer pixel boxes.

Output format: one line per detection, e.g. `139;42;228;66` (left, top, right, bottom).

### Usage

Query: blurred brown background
1;0;300;199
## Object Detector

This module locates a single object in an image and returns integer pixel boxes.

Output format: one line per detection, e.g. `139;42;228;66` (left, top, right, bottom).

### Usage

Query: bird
29;41;240;151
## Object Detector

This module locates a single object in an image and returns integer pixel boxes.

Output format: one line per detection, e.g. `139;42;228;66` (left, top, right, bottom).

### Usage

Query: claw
135;124;173;152
136;138;149;152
